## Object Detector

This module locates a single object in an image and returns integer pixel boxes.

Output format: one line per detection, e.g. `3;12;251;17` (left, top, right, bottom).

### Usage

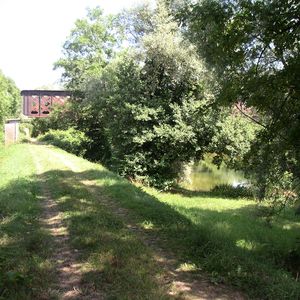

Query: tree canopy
48;0;300;205
90;5;217;187
54;7;120;90
170;0;300;209
0;70;20;125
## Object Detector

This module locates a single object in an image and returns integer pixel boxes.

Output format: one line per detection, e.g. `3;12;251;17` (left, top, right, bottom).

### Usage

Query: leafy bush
85;5;215;189
38;128;90;156
0;130;3;144
19;122;33;142
212;183;253;198
209;112;260;169
0;70;20;125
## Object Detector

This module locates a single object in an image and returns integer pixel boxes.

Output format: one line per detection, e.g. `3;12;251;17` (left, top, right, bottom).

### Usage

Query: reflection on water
181;158;245;192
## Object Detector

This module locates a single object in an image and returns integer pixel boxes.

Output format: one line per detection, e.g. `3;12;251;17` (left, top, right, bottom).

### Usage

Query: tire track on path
45;146;246;300
30;146;102;300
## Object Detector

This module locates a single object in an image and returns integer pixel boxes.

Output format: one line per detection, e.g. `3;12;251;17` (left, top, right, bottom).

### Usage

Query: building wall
5;121;19;145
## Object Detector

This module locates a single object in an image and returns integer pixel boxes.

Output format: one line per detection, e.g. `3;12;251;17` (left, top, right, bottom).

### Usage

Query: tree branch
234;103;267;129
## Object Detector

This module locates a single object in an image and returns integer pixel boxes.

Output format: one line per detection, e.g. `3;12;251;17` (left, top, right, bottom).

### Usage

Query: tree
54;7;120;91
171;0;300;209
209;108;260;169
117;2;155;47
0;70;20;125
50;7;123;161
86;3;215;188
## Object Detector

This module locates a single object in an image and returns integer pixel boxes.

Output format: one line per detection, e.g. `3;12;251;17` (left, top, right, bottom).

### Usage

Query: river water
181;158;245;192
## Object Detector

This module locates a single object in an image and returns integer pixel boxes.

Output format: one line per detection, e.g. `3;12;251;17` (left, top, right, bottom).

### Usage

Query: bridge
21;90;71;118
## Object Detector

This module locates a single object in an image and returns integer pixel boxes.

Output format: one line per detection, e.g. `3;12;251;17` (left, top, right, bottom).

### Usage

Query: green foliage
0;70;20;125
47;3;219;188
32;97;112;163
212;184;253;198
31;102;76;137
19;119;33;142
85;4;215;188
173;0;300;212
50;7;121;163
39;128;90;156
117;2;155;47
31;118;51;138
245;130;299;216
54;7;120;90
19;122;33;136
0;70;20;144
209;110;260;169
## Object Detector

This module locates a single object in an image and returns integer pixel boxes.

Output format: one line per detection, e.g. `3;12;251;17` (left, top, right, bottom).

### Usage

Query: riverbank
0;143;299;299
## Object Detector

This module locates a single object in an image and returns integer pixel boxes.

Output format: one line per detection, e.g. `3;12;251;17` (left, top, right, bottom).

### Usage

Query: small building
5;119;20;145
21;90;71;118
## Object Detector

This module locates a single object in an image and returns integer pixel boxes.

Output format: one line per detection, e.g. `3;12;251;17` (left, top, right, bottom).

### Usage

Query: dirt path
43;146;245;300
82;179;245;300
32;149;102;299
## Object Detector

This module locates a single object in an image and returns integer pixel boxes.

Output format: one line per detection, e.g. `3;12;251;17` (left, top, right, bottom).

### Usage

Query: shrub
85;6;215;189
19;123;33;135
212;183;253;198
19;122;33;142
38;128;90;156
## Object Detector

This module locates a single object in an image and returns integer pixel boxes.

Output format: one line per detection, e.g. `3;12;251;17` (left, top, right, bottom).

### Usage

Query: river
181;158;246;192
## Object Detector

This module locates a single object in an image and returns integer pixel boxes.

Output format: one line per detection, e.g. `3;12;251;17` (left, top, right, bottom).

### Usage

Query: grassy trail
0;143;243;299
31;148;99;299
28;143;170;299
39;144;244;300
1;143;299;299
0;144;55;299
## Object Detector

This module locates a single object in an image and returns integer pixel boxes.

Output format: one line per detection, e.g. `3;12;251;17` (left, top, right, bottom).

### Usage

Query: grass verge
34;144;170;299
3;143;300;299
44;145;300;299
0;144;55;299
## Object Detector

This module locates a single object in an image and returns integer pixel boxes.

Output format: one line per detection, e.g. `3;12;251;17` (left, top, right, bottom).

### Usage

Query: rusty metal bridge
21;90;71;118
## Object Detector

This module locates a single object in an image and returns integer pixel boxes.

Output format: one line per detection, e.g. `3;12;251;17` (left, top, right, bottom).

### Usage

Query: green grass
45;146;300;299
1;143;300;299
0;144;55;299
32;144;170;299
97;183;300;299
37;144;300;299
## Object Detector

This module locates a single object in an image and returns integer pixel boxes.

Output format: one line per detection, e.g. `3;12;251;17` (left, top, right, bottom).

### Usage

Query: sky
0;0;150;90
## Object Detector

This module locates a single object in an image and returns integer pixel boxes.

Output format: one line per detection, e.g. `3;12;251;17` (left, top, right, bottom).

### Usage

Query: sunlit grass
37;143;300;299
33;144;170;299
0;144;55;299
3;143;300;299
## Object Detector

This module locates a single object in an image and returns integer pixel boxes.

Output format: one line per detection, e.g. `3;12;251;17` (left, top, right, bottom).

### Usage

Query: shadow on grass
2;165;300;299
0;178;55;299
39;167;300;299
42;169;171;299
